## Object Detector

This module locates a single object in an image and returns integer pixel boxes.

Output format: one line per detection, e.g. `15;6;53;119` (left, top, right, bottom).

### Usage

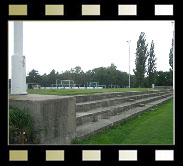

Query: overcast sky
8;21;174;78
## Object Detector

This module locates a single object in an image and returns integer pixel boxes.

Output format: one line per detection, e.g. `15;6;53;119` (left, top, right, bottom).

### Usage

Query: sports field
73;99;173;145
27;88;158;96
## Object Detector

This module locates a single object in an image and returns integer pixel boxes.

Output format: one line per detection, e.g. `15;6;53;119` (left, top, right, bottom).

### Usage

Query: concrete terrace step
76;95;173;141
75;90;162;103
76;91;171;112
76;93;172;126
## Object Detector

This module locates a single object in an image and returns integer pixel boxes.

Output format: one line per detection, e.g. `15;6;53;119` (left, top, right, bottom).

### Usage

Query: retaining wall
9;94;76;144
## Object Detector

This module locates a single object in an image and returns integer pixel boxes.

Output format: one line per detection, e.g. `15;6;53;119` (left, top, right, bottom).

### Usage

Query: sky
8;21;174;78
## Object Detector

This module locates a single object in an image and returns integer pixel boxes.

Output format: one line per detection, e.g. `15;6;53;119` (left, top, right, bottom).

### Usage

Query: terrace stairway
74;89;173;141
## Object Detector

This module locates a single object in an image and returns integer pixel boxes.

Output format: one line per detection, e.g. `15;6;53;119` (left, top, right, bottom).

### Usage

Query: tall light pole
171;21;175;90
126;40;131;88
171;21;175;144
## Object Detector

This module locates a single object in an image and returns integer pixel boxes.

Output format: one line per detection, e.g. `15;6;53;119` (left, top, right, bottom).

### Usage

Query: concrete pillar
11;21;27;95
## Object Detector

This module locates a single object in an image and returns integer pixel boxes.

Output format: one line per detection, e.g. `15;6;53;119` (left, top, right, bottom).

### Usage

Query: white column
11;21;27;95
172;22;175;90
127;40;131;88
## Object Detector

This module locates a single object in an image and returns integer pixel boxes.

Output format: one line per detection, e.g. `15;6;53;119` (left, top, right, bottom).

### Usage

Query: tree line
26;66;173;88
133;32;173;88
26;32;173;88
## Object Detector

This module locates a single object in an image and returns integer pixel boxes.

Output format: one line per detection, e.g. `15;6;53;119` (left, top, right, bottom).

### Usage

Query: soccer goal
55;80;75;89
89;82;99;88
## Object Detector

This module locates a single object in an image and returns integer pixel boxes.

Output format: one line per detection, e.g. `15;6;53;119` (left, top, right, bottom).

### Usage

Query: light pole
126;40;131;88
171;21;175;90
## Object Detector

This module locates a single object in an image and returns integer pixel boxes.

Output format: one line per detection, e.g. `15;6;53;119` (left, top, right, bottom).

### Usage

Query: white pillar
126;40;131;88
172;22;175;90
11;21;27;95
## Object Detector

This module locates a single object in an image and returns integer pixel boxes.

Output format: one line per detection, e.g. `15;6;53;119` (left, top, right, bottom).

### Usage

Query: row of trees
133;32;173;88
26;32;173;88
26;64;129;87
133;32;157;88
26;66;173;88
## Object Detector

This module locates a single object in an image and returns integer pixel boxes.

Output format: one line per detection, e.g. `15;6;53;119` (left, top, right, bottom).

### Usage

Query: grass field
73;99;173;145
27;88;158;96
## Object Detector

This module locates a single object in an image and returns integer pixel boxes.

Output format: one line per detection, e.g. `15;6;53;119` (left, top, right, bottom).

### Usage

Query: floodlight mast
171;21;175;90
126;40;131;88
11;21;27;95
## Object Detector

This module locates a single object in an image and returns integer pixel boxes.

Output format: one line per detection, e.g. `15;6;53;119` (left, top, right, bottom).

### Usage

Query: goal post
89;82;99;88
55;80;75;88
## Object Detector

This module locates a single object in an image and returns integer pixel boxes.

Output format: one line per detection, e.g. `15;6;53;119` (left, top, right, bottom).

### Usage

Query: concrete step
138;103;145;107
128;98;136;102
76;95;173;141
75;90;162;103
76;91;171;112
76;93;172;126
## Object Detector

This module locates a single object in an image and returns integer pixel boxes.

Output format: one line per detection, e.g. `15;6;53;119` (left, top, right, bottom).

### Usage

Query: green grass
73;99;173;145
27;88;157;96
9;107;36;144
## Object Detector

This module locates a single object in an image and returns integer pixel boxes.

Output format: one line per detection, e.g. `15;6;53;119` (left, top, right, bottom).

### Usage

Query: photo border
0;0;180;166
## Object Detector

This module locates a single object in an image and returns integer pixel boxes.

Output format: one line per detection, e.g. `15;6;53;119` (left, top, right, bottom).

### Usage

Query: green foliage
26;69;42;85
9;107;34;133
133;33;173;88
72;138;81;144
134;32;148;88
26;64;131;88
155;71;173;86
147;40;157;87
9;107;35;144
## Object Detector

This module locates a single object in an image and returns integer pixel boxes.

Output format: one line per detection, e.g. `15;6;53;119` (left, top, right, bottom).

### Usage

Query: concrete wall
9;94;76;144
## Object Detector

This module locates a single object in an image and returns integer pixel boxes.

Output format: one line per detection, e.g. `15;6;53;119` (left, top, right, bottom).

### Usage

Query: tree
169;38;173;71
47;69;58;85
74;66;82;74
168;38;173;88
147;40;157;88
93;67;108;85
26;69;42;84
72;66;85;84
85;70;95;83
133;32;148;88
106;63;118;85
155;71;173;86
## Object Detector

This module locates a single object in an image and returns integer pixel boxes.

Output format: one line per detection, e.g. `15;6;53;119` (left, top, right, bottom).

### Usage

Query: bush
9;107;37;144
